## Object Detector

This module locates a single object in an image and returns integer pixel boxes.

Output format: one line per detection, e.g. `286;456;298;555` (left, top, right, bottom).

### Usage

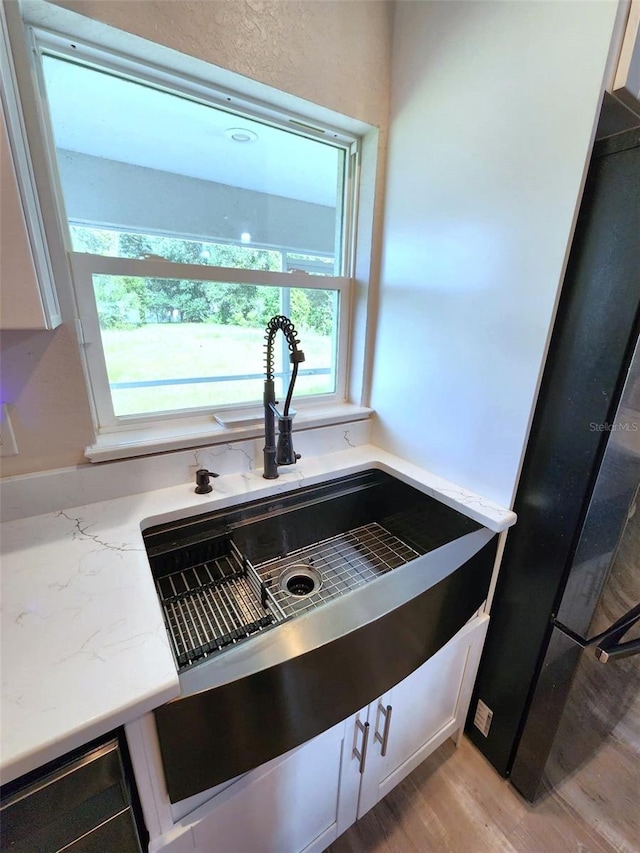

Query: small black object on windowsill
195;469;219;494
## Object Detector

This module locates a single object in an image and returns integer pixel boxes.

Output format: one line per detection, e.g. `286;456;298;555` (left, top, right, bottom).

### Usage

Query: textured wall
370;0;618;508
52;0;391;128
2;0;392;476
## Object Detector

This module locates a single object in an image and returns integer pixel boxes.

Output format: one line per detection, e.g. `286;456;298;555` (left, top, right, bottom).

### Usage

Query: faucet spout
263;316;305;480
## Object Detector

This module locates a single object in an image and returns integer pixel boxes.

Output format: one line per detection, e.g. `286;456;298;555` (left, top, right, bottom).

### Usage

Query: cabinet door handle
374;704;393;757
353;718;370;774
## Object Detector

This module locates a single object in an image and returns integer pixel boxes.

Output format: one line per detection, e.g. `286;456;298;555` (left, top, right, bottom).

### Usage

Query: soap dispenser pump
194;469;219;494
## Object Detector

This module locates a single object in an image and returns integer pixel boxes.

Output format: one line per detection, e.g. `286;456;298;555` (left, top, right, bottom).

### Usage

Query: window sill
84;403;372;463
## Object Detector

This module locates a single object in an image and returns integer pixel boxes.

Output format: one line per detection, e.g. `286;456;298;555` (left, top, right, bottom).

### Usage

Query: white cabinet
1;10;60;330
140;615;489;853
0;110;60;329
175;717;349;853
1;111;41;329
356;614;489;820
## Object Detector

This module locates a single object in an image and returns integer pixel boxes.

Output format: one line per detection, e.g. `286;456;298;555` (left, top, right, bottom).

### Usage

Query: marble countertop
0;445;516;785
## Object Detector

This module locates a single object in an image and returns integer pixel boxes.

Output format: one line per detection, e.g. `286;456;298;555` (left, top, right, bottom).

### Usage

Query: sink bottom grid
155;541;285;668
255;521;424;618
156;523;424;670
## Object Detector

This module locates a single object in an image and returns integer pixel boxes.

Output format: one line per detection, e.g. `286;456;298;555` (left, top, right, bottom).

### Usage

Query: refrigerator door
556;335;640;639
510;334;639;800
510;485;640;814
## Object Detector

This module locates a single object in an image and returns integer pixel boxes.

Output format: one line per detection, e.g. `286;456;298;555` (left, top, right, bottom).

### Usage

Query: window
32;33;357;433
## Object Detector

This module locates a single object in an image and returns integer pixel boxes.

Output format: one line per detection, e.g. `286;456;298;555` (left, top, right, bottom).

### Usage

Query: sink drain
279;564;322;597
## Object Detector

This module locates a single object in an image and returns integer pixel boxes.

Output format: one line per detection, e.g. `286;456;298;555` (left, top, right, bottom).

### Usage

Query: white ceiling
42;55;341;208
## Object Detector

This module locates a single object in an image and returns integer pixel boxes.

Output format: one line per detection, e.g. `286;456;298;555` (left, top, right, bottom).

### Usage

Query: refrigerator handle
595;638;640;663
591;602;640;663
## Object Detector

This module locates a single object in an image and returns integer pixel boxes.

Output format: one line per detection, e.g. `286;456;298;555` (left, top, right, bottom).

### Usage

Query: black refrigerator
466;93;640;844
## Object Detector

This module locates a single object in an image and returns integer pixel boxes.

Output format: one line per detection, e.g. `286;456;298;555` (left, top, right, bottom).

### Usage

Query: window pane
92;275;338;417
71;226;284;271
42;55;345;272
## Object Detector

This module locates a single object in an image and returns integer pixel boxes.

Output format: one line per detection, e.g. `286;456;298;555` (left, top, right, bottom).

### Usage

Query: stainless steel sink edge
139;457;508;538
176;526;495;698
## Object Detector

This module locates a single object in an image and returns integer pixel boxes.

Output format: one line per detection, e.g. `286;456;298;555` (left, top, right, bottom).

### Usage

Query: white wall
370;0;618;508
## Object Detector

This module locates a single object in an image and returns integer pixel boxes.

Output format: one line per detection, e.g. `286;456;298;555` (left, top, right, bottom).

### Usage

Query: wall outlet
473;699;494;737
0;404;19;457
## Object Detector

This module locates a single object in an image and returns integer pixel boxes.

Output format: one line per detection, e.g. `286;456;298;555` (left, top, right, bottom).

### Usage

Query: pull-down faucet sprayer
263;315;305;479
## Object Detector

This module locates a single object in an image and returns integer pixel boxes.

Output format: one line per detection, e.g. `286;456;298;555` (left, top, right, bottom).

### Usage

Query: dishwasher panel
0;738;142;853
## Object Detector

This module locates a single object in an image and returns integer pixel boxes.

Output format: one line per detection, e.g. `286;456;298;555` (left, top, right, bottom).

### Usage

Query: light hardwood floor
327;737;622;853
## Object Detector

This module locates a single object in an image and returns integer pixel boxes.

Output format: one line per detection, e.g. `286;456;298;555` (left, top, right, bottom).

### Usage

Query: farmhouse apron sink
143;468;497;802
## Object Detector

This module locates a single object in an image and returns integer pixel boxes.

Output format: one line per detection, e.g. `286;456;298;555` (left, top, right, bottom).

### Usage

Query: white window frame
27;27;360;432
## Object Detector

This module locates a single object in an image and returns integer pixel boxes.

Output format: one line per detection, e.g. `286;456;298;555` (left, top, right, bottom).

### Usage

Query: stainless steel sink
143;468;498;803
144;469;482;670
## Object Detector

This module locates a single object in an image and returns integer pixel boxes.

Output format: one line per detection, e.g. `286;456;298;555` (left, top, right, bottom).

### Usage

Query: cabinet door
190;717;355;853
0;111;45;329
358;615;489;818
0;97;60;329
337;707;369;837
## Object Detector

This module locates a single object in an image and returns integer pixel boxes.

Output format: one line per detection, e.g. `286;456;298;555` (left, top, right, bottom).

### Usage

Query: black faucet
263;315;305;479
